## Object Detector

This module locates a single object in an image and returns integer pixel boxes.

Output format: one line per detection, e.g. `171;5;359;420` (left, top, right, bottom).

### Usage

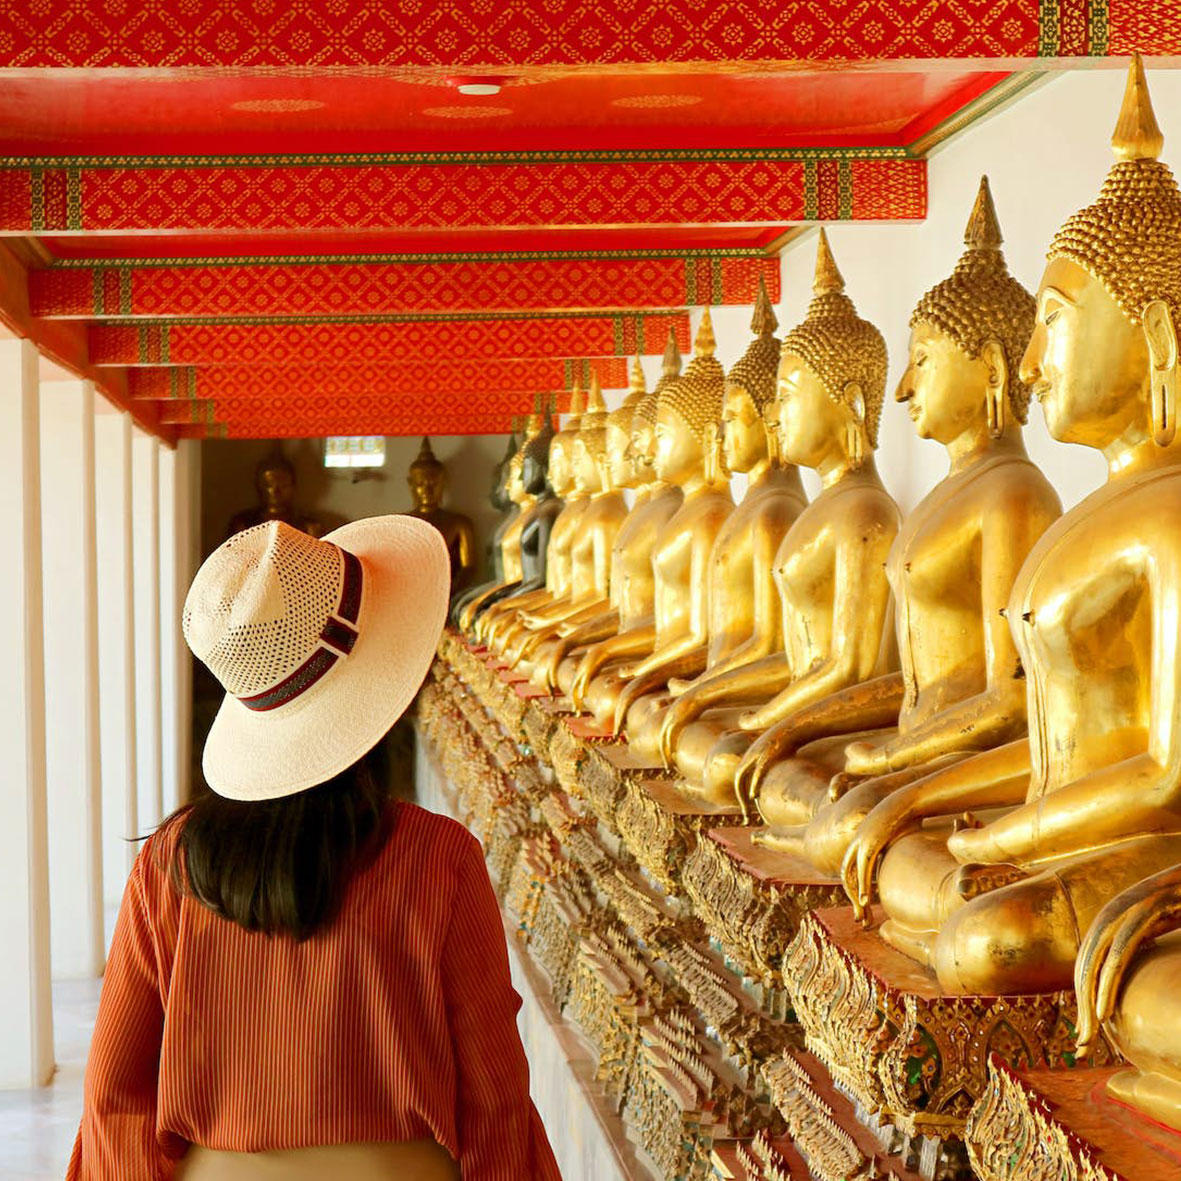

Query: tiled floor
0;978;100;1180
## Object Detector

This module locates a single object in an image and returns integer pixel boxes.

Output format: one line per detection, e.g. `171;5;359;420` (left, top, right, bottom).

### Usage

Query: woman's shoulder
382;802;482;870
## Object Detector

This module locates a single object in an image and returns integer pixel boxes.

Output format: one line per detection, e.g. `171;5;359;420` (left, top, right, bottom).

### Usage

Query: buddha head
607;356;648;489
546;379;585;498
774;230;887;472
505;452;528;506
520;398;556;496
1021;56;1181;451
256;443;297;516
407;436;447;513
490;425;521;511
654;309;727;486
628;328;682;482
900;177;1036;446
723;276;782;474
574;372;610;493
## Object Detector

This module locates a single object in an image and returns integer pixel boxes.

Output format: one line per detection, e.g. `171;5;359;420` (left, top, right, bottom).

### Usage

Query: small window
324;436;386;469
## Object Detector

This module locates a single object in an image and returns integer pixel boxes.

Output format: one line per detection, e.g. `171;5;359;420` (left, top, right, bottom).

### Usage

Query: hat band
237;548;363;713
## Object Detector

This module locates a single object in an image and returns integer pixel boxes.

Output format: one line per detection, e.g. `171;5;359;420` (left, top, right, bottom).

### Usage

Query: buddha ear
843;382;866;469
1142;299;1178;446
980;339;1009;439
703;420;723;484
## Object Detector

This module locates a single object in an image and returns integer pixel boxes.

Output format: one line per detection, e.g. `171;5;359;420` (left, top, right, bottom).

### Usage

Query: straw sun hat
183;516;450;800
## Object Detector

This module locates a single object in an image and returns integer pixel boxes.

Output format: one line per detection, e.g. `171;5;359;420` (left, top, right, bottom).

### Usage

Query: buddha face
547;437;573;498
1021;258;1151;449
626;417;656;483
505;456;527;505
721;384;767;474
653;403;704;486
897;322;1000;445
407;465;444;512
773;351;851;469
572;436;602;494
606;420;634;489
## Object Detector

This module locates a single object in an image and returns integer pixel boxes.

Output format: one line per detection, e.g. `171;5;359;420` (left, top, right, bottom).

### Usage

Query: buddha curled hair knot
659;308;727;444
1048;57;1181;330
782;231;887;445
911;176;1036;422
727;276;782;413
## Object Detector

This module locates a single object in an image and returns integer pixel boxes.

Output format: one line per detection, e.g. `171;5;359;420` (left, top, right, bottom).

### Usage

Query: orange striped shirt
67;802;561;1180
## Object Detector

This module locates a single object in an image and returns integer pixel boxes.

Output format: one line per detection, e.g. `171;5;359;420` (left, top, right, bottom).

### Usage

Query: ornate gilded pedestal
783;907;1116;1141
966;1057;1181;1181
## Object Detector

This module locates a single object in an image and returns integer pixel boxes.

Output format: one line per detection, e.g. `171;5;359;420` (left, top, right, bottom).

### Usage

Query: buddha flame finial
585;369;607;415
693;307;717;359
750;273;779;337
628;354;647;398
661;326;682;378
964;175;1003;251
566;377;585;427
1113;54;1163;163
813;228;846;296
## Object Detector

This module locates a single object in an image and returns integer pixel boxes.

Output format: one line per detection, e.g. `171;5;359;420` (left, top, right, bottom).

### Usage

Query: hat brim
202;514;450;801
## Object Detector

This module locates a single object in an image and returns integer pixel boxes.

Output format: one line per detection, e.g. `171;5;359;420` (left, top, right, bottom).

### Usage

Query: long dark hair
172;749;392;942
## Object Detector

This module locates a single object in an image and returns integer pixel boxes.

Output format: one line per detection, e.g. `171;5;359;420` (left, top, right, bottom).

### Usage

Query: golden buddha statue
467;382;588;636
227;442;323;539
545;337;685;697
842;57;1181;998
731;179;1062;869
569;309;736;729
404;437;478;596
656;232;899;808
504;367;640;669
620;279;809;763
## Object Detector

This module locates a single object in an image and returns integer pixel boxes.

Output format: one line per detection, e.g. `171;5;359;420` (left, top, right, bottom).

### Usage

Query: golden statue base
783;907;1117;1139
550;714;619;801
578;739;676;832
615;776;749;896
966;1057;1181;1181
682;828;846;994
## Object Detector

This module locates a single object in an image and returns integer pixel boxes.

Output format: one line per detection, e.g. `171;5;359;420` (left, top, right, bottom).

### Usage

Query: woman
68;517;561;1180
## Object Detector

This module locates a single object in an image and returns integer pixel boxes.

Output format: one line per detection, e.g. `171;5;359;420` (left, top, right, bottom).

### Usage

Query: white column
132;430;162;830
39;378;104;980
159;441;198;813
95;402;137;912
0;338;53;1086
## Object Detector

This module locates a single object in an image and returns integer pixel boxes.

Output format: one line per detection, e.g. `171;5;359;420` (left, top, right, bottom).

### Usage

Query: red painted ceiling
0;0;1150;438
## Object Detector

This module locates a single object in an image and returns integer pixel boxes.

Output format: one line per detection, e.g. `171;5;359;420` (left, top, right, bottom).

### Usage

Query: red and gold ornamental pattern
0;155;926;233
31;256;780;319
127;359;629;402
0;0;1155;68
87;314;691;367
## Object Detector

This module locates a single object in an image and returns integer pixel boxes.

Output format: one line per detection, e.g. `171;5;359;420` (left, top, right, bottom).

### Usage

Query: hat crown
184;522;347;699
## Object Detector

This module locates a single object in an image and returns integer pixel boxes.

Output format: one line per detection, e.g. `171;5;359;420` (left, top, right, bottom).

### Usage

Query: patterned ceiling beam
0;0;1150;68
0;152;926;233
31;255;780;319
127;358;631;402
88;313;692;366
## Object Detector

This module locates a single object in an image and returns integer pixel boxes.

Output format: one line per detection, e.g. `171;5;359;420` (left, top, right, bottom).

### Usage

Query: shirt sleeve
66;849;175;1181
440;834;561;1181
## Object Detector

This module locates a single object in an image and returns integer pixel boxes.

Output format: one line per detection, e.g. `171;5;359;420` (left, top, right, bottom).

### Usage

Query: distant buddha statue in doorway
404;437;478;595
227;442;323;540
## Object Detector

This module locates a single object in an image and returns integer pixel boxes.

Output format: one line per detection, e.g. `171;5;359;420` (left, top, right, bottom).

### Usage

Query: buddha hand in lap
779;177;1062;874
841;58;1181;998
